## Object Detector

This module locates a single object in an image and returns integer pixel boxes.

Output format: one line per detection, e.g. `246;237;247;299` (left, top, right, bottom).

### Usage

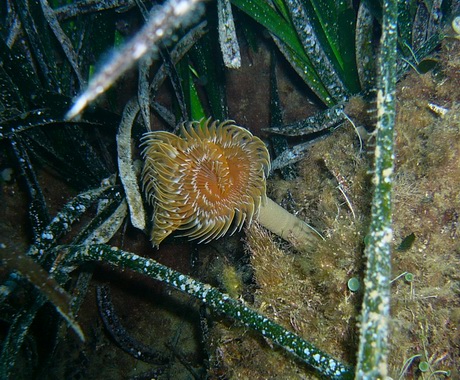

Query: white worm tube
257;197;323;252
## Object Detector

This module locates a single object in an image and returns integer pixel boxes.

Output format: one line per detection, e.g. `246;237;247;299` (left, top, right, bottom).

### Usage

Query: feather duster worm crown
141;119;270;246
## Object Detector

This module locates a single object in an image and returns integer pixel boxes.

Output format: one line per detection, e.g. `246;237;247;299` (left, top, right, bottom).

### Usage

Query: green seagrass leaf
231;0;334;105
189;29;228;120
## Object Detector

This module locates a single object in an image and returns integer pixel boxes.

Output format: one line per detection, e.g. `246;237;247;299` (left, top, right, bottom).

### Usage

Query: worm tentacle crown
141;118;270;246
